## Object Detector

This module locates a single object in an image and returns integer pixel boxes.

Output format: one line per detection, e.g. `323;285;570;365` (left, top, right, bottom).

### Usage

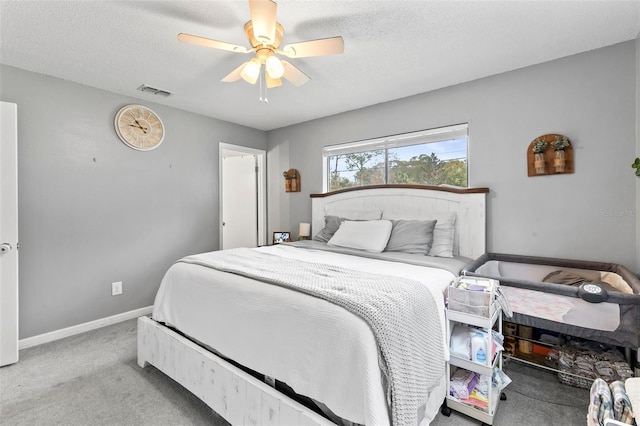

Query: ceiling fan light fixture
240;58;261;84
265;55;284;79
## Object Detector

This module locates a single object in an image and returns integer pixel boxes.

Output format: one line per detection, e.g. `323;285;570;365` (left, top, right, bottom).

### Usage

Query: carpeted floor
0;318;590;425
433;361;590;425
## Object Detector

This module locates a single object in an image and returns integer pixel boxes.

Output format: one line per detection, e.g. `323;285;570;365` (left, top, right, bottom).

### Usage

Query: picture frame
272;231;291;244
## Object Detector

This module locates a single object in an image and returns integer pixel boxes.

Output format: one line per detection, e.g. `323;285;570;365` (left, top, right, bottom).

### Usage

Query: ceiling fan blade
266;74;282;89
178;33;250;53
221;63;247;82
249;0;277;45
281;61;310;87
281;36;344;58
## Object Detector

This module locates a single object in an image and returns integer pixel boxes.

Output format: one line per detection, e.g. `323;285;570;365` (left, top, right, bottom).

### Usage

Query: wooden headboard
310;185;489;259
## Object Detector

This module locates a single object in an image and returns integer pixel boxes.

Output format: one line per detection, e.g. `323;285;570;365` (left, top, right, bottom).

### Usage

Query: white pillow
327;220;392;253
324;209;382;220
428;213;456;258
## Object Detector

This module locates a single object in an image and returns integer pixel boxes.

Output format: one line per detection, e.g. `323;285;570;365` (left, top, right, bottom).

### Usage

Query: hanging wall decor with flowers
527;134;573;176
283;168;301;192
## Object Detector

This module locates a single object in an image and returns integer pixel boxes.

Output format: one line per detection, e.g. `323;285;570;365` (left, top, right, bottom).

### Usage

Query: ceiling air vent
137;84;172;97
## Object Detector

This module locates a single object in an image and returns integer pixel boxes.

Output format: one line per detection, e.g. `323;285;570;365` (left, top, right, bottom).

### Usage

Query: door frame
219;143;267;248
1;101;19;366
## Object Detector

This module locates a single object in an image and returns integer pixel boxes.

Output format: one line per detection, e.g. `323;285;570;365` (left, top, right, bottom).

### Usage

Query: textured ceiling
1;1;639;131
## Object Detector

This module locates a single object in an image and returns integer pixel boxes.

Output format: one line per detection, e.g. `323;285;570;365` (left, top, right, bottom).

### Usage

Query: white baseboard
19;306;153;350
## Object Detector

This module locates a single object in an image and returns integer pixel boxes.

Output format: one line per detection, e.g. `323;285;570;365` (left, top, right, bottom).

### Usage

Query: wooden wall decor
283;168;300;192
527;134;573;177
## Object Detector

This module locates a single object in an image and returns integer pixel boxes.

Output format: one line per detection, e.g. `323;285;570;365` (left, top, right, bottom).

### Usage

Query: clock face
114;105;165;151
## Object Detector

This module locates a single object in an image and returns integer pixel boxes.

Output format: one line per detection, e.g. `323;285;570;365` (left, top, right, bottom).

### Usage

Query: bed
462;253;640;351
137;184;489;425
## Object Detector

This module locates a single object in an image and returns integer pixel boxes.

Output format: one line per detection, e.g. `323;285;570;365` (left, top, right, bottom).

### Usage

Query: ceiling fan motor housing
244;21;284;52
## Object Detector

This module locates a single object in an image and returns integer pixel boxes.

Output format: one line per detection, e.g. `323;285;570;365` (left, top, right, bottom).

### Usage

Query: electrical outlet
111;281;123;296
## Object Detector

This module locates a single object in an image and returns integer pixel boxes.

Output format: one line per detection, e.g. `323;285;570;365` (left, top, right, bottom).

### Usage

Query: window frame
322;123;469;192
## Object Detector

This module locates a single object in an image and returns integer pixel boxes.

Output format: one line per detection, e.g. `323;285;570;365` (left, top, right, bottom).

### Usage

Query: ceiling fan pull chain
257;67;268;103
264;70;269;103
259;67;264;102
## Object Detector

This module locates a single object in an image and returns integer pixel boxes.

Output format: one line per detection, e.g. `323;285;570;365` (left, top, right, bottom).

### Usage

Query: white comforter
152;244;454;425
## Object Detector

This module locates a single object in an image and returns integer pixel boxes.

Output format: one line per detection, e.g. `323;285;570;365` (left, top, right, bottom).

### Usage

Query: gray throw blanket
180;248;445;426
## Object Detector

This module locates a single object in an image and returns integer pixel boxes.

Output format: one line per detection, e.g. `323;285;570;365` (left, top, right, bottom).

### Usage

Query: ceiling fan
178;0;344;91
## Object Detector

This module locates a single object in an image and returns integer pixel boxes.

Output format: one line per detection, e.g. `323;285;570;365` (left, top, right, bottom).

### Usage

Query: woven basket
558;371;594;389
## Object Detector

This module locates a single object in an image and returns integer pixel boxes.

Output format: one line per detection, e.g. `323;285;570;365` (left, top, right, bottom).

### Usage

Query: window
324;124;468;191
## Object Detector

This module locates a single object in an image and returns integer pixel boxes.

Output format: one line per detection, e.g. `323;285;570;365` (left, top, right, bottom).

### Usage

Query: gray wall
267;41;638;272
0;65;266;339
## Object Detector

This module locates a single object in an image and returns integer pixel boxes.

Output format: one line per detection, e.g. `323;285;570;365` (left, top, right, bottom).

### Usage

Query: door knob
0;243;12;254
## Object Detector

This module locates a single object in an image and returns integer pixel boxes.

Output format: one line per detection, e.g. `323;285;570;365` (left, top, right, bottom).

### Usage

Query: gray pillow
385;219;437;254
428;213;456;258
313;215;342;243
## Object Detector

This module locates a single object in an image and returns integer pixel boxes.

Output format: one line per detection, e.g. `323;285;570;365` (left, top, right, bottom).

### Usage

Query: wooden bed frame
138;316;332;425
311;184;488;260
138;185;488;425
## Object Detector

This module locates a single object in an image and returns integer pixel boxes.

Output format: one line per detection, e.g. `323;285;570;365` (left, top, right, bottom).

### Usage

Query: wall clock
114;104;165;151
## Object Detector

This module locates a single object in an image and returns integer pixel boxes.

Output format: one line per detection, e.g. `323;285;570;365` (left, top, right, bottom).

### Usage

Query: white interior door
222;154;258;249
0;101;19;366
219;143;267;249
